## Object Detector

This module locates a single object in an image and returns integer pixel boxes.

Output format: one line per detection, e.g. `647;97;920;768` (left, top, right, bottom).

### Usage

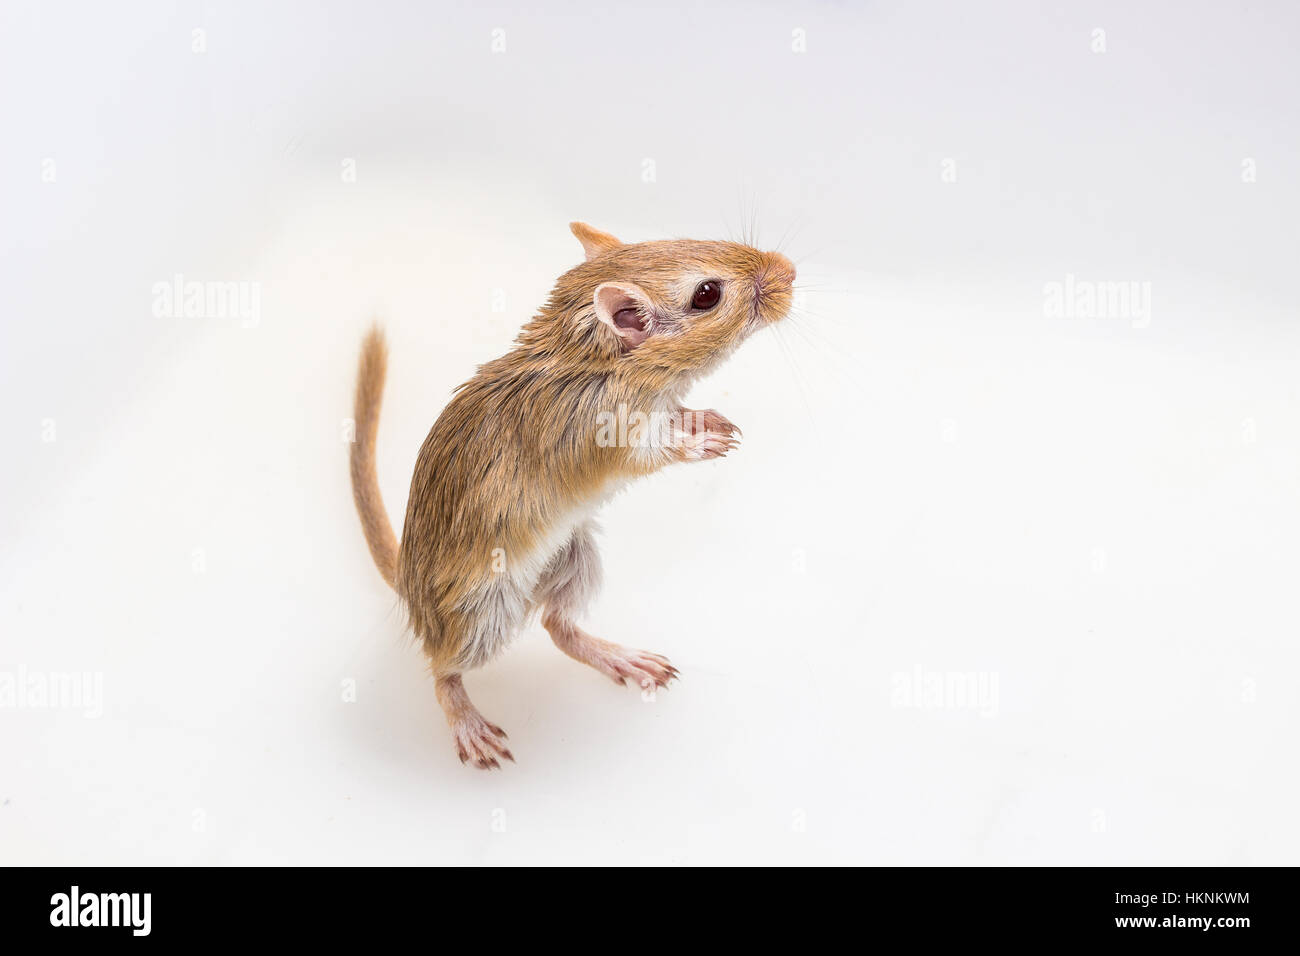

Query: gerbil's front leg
674;406;741;462
434;672;513;769
680;407;741;438
536;522;678;692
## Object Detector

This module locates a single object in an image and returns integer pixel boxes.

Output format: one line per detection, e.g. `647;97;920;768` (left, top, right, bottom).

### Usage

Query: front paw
679;430;740;461
681;407;741;438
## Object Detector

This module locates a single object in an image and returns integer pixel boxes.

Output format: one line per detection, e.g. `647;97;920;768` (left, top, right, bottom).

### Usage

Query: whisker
770;323;820;426
792;246;829;265
784;316;865;396
774;214;808;256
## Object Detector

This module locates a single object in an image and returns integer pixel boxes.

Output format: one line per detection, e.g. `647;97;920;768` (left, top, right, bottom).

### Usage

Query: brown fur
348;223;794;766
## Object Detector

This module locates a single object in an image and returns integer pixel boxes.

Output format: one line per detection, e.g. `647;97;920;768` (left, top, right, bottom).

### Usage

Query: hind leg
426;586;524;769
536;521;678;691
434;671;513;769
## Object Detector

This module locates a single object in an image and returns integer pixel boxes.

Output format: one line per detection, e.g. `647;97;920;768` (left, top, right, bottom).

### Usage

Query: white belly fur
455;488;621;670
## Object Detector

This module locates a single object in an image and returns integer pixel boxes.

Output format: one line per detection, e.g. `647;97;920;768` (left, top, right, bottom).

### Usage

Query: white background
2;1;1298;865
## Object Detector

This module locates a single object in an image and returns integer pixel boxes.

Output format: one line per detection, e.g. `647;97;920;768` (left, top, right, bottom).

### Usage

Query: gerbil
349;222;796;768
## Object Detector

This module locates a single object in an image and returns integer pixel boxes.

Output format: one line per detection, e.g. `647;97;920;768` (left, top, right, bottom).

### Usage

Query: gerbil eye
690;281;721;311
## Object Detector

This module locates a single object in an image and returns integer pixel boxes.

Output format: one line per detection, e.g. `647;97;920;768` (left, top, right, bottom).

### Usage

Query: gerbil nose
762;253;797;286
759;254;790;283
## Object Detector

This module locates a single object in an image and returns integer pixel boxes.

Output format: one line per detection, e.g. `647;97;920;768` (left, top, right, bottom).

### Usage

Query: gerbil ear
593;282;652;350
570;222;622;261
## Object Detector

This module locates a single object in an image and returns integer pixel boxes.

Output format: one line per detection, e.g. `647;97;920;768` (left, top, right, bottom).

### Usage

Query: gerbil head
520;223;796;391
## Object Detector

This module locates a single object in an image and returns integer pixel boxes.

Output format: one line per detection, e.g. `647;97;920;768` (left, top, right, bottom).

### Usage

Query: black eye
690;280;721;311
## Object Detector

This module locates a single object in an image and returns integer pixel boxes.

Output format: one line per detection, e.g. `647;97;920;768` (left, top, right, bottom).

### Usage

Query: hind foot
545;619;679;691
435;672;514;770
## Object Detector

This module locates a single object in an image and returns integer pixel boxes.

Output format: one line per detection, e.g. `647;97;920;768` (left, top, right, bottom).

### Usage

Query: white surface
2;0;1298;865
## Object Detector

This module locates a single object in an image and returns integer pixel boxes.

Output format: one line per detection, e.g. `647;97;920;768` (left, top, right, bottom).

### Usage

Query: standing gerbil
350;222;796;768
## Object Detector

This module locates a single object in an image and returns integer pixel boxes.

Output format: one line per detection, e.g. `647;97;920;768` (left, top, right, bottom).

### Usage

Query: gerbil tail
350;324;400;589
